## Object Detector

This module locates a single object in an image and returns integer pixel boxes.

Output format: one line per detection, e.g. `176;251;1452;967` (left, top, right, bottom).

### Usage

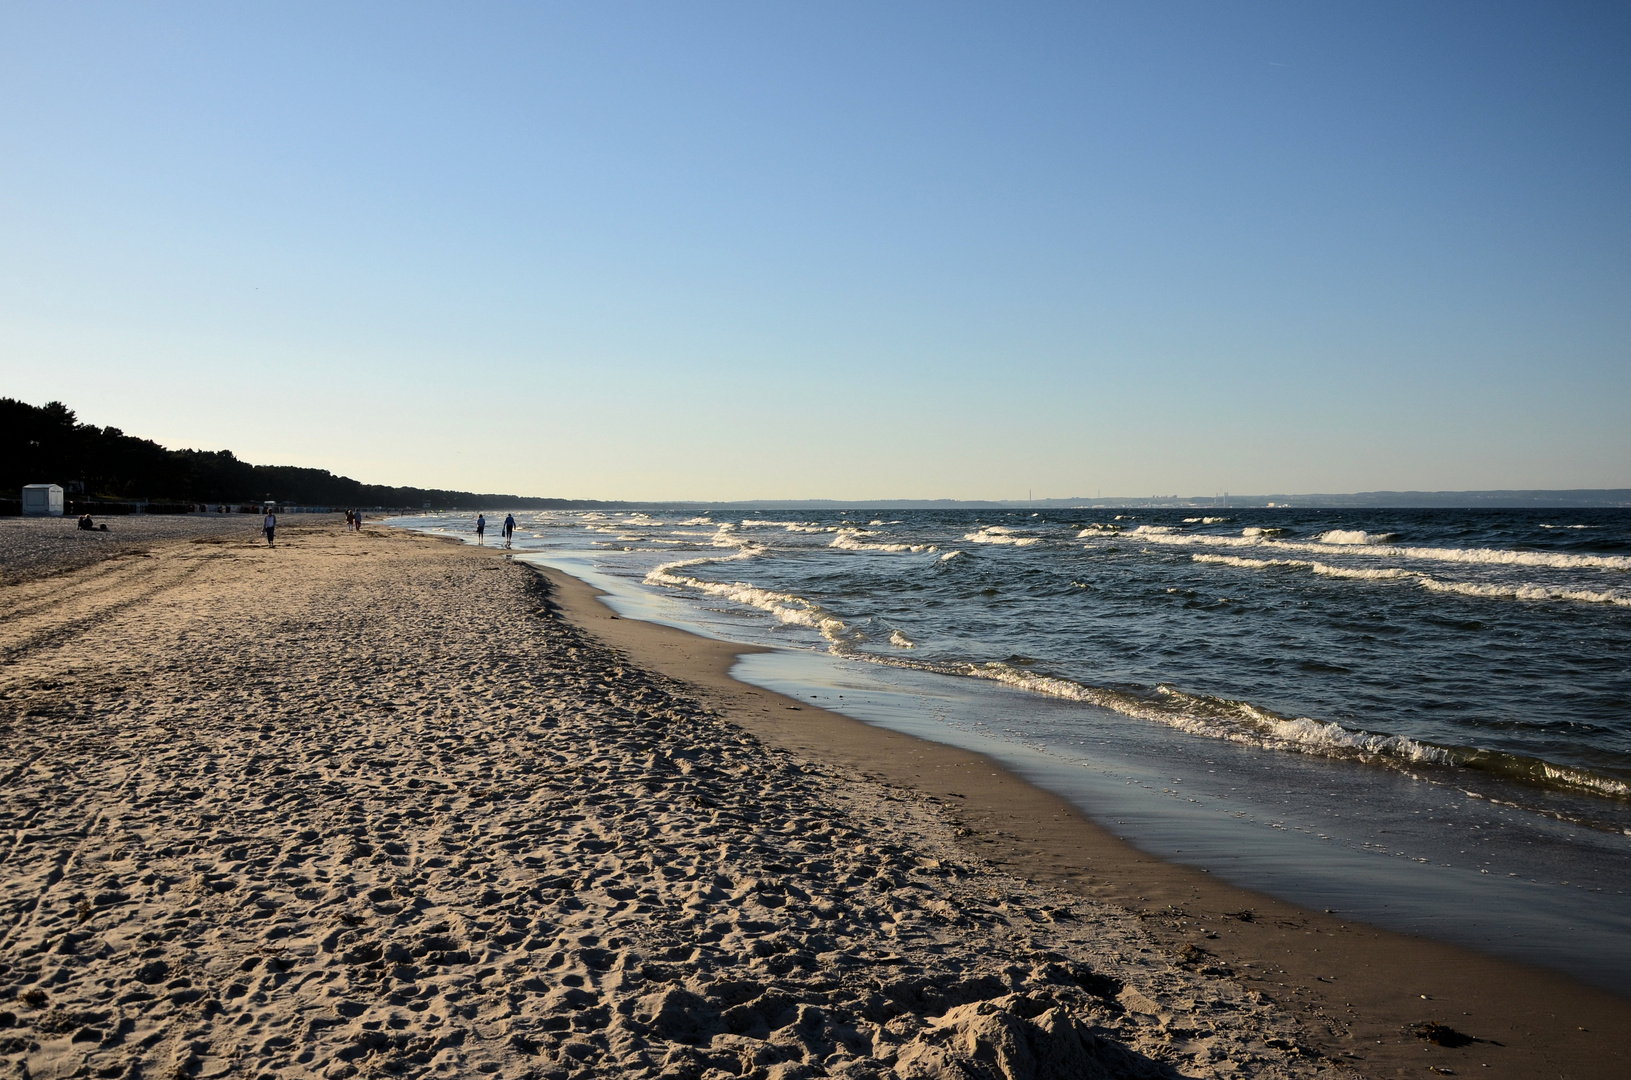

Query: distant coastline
6;396;1625;511
710;489;1631;510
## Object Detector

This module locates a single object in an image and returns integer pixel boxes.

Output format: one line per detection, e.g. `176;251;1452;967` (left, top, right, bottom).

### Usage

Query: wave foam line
830;528;937;554
1112;527;1631;571
965;527;1042;547
644;552;853;648
868;657;1630;803
1191;554;1631;605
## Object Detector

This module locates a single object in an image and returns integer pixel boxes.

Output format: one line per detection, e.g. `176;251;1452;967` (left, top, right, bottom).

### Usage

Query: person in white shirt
263;510;277;546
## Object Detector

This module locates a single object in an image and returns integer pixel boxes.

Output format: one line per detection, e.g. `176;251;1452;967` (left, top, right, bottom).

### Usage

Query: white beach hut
21;484;65;517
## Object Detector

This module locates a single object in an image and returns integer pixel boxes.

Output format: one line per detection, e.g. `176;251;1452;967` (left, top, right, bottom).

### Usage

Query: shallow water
390;507;1631;993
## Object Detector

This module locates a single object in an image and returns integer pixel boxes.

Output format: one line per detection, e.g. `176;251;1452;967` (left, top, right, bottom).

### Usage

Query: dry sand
0;515;290;587
0;521;1619;1079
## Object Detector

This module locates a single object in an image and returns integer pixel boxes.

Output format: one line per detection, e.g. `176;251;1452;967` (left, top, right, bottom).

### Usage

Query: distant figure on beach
476;514;486;544
503;513;516;548
344;509;354;530
77;514;94;531
263;510;277;546
353;510;363;531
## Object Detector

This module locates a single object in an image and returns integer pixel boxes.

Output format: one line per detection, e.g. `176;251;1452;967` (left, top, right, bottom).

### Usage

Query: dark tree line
2;398;588;509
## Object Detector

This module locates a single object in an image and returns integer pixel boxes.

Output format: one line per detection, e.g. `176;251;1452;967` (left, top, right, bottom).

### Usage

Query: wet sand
0;520;1620;1079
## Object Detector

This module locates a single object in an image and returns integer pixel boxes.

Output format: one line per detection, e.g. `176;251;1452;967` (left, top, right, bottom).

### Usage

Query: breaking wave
1191;553;1631;605
1096;529;1631;571
869;659;1631;803
644;553;853;648
1318;529;1399;545
966;527;1043;546
830;528;937;554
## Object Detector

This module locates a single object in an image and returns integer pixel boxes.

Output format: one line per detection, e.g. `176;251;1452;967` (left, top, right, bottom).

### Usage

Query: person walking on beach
263;509;277;546
503;513;516;549
353;510;363;532
476;513;486;544
344;509;354;530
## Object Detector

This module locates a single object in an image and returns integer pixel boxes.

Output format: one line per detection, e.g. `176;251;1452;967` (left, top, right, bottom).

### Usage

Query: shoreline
528;560;1631;1079
1;520;1624;1079
0;521;1329;1079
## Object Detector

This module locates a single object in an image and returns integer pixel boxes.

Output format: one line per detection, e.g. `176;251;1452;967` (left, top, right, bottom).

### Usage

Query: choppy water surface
392;507;1631;991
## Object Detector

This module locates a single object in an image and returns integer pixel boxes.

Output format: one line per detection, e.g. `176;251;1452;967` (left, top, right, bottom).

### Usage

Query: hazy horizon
4;2;1628;501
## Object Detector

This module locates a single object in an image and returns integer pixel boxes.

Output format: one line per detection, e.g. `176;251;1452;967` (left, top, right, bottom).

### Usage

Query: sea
389;506;1631;993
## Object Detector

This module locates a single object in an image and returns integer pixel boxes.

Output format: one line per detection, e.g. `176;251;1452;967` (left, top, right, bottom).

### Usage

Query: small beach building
21;484;65;516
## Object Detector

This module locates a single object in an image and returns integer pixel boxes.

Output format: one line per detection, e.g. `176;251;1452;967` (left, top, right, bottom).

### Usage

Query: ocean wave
1191;553;1631;605
741;519;814;529
939;550;964;562
1415;578;1631;606
676;516;714;525
644;555;852;647
1241;526;1286;537
1095;529;1631;571
890;631;915;648
920;662;1629;802
1078;524;1122;535
830;528;937;554
965;528;1042;546
1183;517;1232;524
965;663;1455;764
1318;529;1399;545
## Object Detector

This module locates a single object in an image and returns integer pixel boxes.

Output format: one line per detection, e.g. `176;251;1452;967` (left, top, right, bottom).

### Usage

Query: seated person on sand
78;514;95;531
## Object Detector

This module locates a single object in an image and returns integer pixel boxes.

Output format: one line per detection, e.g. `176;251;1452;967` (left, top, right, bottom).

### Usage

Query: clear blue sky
2;2;1627;500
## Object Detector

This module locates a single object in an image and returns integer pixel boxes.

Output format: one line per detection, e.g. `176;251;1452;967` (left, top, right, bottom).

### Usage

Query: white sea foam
1192;554;1631;605
964;528;1042;546
830;528;936;554
644;552;851;647
940;550;964;561
1241;527;1285;537
741;519;812;528
1415;578;1631;607
890;631;915;648
1318;529;1398;545
964;663;1455;767
677;517;714;525
1193;554;1302;570
1093;529;1631;571
1077;524;1122;535
1539;763;1631;799
1311;563;1415;581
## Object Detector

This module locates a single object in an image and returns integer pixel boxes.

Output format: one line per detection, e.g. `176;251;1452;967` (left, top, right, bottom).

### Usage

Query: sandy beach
0;520;1623;1079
